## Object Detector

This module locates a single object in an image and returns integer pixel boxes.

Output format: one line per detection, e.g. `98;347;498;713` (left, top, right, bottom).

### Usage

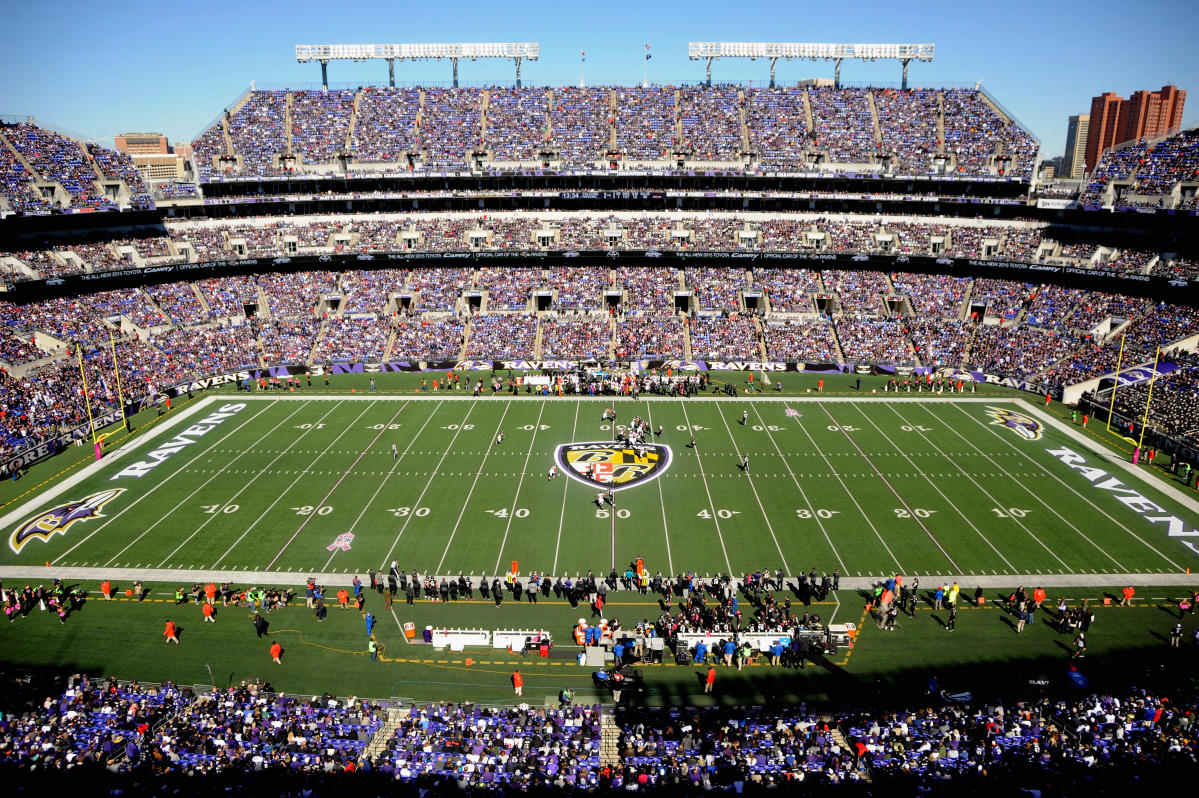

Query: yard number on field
442;424;475;430
894;508;936;518
388;506;430;517
991;507;1031;518
795;508;839;519
899;425;933;432
697;509;740;519
827;425;859;432
201;504;239;514
293;505;334;516
596;508;631;519
486;508;529;518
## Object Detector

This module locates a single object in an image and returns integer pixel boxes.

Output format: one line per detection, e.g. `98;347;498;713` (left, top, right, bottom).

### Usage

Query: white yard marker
489;401;547;575
679;403;733;575
434;402;514;573
164;402;357;568
714;405;790;574
378;403;481;570
859;404;1022;572
551;402;581;574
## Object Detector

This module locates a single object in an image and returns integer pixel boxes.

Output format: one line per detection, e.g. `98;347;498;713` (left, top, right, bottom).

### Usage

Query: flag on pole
581;50;586;62
645;44;652;61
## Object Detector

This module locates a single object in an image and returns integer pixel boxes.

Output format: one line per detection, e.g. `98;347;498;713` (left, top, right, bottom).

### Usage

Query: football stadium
1;7;1198;794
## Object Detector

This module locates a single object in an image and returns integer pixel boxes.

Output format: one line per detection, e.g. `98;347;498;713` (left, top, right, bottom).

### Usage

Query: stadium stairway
345;90;363;152
867;91;883;150
284;92;294;154
801;88;814;134
255;283;273;319
606;89;617;150
0;132;43;182
738;88;750;153
221;117;234;155
360;705;405;763
532;315;544;359
600;711;621;768
683;318;694;360
190;282;212;317
674;88;683;149
936;92;946;154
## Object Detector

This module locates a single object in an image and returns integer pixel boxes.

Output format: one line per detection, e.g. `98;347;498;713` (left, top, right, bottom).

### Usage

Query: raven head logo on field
984;406;1043;441
9;488;126;554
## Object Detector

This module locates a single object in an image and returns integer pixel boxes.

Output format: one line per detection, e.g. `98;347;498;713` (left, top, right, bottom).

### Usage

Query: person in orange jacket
270;641;283;663
705;665;716;694
101;580;112;600
202;602;215;623
512;669;523;697
164;620;179;644
1121;585;1135;606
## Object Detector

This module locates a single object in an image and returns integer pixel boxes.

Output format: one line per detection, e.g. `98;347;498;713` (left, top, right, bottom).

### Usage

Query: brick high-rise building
114;132;169;156
1083;85;1186;173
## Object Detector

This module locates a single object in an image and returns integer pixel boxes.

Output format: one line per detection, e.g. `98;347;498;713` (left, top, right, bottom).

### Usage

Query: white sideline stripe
99;402;310;567
0;395;232;534
750;404;845;571
713;406;790;574
490;402;547;575
957;402;1188;571
643;401;675;576
323;401;434;572
680;402;733;575
863;404;1022;572
436;402;514;574
1;564;1194;591
211;403;374;568
377;402;474;570
783;403;905;571
819;403;960;572
905;403;1114;571
550;402;581;575
199;394;1007;404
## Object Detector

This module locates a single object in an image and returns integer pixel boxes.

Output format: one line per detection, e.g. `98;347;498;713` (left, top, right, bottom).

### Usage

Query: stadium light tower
295;43;540;90
687;42;934;89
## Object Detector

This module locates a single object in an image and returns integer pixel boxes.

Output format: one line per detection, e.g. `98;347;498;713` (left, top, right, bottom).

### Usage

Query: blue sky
1;0;1195;158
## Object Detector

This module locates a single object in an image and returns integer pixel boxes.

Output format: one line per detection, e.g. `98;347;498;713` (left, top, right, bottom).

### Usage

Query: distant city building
1062;114;1089;179
1083;85;1186;173
115;132;169;155
132;153;185;181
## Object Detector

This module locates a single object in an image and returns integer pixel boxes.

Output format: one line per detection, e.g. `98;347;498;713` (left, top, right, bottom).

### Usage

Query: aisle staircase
532;315;544;359
600;711;621;768
283;92;294;153
737;88;750;153
867;91;883;148
345;89;363;151
360;705;404;762
936;92;946;154
191;283;211;316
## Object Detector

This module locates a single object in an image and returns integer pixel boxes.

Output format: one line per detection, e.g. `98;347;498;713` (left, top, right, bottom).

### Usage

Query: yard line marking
436;402;514;574
643;401;674;576
679;402;733;575
378;403;479;570
57;401;282;566
551;402;581;574
714;406;789;574
882;404;1085;572
489;402;548;575
819;404;958;572
262;400;408;568
860;405;1022;572
158;402;350;568
945;403;1178;570
322;401;435;572
777;404;898;572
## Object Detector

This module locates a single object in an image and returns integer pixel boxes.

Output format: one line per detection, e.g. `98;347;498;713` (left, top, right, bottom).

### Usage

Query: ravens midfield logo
9;488;126;554
555;442;672;491
984;406;1043;441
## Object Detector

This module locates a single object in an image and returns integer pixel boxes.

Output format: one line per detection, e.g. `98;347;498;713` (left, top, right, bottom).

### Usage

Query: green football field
3;392;1196;583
